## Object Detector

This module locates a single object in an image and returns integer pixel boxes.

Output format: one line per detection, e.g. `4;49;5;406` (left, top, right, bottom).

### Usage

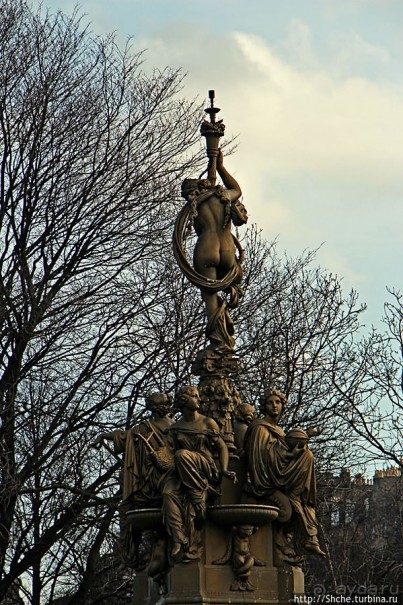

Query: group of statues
94;387;236;569
93;384;325;582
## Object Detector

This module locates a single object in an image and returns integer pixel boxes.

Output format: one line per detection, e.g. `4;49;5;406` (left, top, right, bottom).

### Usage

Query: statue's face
264;395;283;418
240;404;255;424
181;387;200;411
238;525;253;537
234;200;248;221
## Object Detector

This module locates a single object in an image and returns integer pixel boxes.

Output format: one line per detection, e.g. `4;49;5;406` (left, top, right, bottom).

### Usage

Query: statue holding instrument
92;392;173;567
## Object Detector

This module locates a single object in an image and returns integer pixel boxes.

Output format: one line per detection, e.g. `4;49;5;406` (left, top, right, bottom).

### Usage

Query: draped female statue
92;392;173;567
244;387;325;559
162;386;236;561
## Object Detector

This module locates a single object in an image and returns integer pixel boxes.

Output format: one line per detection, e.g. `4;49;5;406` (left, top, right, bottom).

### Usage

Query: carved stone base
166;561;304;605
130;462;304;605
132;554;304;605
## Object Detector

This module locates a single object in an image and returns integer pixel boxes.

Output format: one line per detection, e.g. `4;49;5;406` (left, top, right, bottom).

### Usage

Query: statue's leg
194;234;221;321
300;504;326;557
267;489;292;522
200;288;220;320
174;449;212;519
162;478;188;557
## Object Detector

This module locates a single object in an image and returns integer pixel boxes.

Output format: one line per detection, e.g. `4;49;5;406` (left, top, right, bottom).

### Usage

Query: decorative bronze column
173;91;249;452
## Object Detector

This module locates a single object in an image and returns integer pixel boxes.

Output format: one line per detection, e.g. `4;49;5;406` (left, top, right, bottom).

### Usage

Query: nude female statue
174;149;247;352
185;149;243;297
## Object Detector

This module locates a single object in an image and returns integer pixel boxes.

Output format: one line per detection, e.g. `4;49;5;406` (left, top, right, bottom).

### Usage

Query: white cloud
136;25;403;186
280;19;319;71
230;31;403;183
330;32;391;78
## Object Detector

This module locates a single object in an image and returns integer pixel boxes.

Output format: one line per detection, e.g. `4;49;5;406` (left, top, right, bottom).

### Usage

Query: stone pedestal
133;553;303;605
132;573;162;605
165;516;303;605
130;460;304;605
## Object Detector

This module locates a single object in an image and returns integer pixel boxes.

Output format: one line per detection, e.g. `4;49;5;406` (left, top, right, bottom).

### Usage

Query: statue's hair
174;385;199;409
235;403;256;422
145;392;172;413
181;178;211;198
259;387;287;412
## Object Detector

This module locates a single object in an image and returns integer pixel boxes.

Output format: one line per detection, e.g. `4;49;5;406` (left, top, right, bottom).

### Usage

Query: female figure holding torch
174;149;247;352
173;91;247;353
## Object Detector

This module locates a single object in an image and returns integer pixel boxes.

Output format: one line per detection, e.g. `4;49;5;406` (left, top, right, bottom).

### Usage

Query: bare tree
0;0;204;601
330;289;402;468
232;227;368;472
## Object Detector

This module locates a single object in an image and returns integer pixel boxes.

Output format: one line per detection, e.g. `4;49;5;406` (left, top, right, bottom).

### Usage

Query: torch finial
200;90;225;186
204;90;220;125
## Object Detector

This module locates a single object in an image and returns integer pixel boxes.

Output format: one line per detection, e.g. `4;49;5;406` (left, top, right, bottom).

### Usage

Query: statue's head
259;387;287;418
181;178;212;201
236;524;255;538
235;403;256;425
145;392;172;417
230;199;248;226
174;385;200;411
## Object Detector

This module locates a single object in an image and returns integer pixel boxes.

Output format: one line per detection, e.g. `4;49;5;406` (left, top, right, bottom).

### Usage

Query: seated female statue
244;387;325;558
162;385;236;561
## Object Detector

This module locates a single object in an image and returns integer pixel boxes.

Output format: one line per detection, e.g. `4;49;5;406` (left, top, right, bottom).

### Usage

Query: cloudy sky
44;0;403;327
